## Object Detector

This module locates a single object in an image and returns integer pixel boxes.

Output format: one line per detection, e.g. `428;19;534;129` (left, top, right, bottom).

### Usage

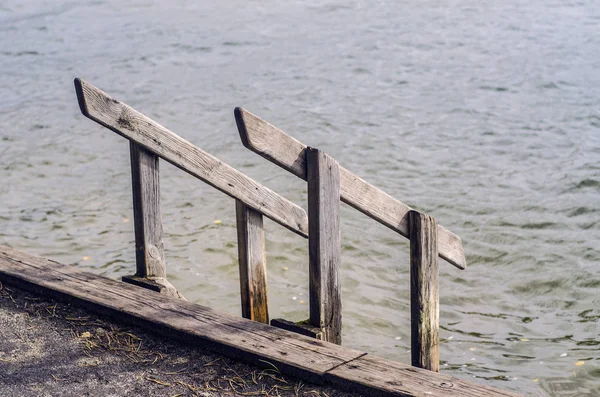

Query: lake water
1;0;599;395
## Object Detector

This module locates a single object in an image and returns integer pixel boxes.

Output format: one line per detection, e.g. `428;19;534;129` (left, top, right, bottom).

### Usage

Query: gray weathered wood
129;142;165;278
122;275;186;300
409;210;440;372
236;200;269;324
307;148;342;345
326;354;520;397
127;143;184;299
235;107;466;269
74;79;308;238
0;246;520;397
0;246;361;382
270;318;322;339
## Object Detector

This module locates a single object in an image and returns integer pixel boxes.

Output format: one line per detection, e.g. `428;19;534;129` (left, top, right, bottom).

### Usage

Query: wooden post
130;142;166;278
123;142;184;300
409;210;439;372
236;200;269;324
307;148;342;345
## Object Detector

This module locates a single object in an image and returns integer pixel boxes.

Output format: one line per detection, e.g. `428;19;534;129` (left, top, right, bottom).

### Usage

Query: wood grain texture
236;200;269;324
0;246;361;382
0;247;519;397
129;142;166;278
236;107;308;179
235;107;466;269
409;211;439;372
326;354;521;397
74;79;308;238
122;275;186;300
307;148;342;345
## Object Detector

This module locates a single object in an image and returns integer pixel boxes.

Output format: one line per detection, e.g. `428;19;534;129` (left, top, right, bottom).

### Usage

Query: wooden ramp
0;246;518;397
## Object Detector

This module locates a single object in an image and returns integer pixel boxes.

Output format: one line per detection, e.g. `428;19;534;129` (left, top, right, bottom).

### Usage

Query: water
1;0;599;395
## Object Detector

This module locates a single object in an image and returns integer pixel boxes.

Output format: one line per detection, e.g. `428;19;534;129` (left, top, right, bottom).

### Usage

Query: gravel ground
0;282;362;397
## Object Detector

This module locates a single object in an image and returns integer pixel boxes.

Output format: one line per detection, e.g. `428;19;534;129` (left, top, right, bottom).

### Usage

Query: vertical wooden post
307;147;342;345
130;142;166;278
409;210;440;372
236;200;269;324
123;143;184;300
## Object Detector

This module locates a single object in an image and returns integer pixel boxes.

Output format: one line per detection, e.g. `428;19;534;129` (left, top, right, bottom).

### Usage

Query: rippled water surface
1;1;599;395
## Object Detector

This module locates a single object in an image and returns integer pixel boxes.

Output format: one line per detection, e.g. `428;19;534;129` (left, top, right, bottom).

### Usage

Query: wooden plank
409;210;439;372
74;79;308;238
235;107;466;269
236;107;308;178
270;318;321;339
0;246;361;382
0;247;518;397
326;354;521;397
122;275;186;300
129;142;166;278
307;148;342;345
236;200;269;324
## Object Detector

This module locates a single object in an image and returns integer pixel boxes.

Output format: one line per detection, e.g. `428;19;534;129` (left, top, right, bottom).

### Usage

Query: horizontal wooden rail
74;79;308;238
235;107;466;270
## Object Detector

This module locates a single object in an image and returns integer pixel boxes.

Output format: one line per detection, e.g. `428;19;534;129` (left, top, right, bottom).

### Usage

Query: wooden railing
74;78;466;373
75;78;307;303
234;108;466;372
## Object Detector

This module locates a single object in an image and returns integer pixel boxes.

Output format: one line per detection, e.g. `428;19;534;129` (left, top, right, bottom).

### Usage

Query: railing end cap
234;106;252;149
73;77;89;117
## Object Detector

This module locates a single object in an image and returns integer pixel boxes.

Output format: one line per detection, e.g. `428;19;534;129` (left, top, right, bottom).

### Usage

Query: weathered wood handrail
307;148;342;344
234;107;465;370
234;107;466;270
74;78;309;316
74;79;467;373
74;79;309;238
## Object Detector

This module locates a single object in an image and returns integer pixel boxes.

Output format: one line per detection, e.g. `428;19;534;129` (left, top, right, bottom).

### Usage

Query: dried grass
0;284;354;397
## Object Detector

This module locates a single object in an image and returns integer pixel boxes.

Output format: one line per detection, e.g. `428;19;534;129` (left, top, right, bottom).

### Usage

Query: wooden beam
307;148;342;345
129;142;165;278
0;247;520;397
409;210;439;372
74;79;308;238
235;107;466;270
326;354;519;397
236;200;269;324
121;275;186;300
270;318;322;339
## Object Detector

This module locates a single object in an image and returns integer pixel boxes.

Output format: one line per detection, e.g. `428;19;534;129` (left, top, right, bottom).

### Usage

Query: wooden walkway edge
0;247;518;397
